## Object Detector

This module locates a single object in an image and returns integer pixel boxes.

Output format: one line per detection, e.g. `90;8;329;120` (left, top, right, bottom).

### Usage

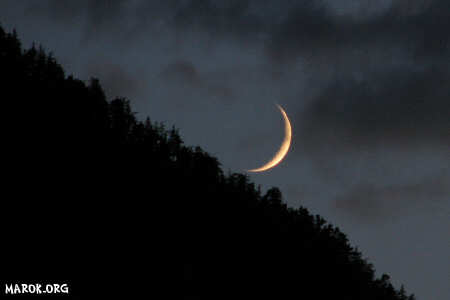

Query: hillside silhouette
1;26;415;300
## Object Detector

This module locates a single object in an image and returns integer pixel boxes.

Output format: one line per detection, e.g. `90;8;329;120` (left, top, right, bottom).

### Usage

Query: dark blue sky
1;1;448;299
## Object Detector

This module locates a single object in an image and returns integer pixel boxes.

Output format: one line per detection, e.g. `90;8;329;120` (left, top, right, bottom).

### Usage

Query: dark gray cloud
334;172;449;222
25;0;85;23
267;0;450;60
158;60;234;107
172;0;259;37
85;61;142;99
298;66;450;150
160;60;201;86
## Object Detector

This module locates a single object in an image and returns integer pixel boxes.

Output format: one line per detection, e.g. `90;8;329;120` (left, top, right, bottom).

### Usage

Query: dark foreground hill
1;26;415;300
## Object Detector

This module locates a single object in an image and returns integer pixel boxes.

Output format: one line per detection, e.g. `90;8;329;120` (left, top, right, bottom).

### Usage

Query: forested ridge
1;26;415;300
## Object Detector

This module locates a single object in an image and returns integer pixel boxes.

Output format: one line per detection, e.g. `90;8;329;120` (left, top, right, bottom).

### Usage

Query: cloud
85;61;142;99
334;172;449;221
158;60;234;104
297;66;450;150
159;60;200;86
17;0;450;60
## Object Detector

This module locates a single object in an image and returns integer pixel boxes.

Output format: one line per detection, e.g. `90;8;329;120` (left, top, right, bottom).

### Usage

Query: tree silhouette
1;25;415;300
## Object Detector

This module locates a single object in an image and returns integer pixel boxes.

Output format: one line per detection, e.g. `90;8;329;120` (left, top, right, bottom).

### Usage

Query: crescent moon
247;104;292;173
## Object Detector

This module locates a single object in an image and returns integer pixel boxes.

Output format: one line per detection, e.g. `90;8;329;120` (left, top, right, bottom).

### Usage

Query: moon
247;104;292;173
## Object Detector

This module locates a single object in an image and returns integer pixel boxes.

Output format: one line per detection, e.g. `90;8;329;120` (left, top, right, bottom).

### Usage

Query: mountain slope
1;26;415;300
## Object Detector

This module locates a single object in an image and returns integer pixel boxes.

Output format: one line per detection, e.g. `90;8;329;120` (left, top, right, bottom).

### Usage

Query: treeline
1;25;415;300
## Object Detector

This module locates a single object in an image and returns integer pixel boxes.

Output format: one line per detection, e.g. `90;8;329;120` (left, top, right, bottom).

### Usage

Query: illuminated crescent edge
247;104;292;172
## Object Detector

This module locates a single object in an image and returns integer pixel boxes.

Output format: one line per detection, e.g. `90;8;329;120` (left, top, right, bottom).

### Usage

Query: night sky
1;1;449;299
